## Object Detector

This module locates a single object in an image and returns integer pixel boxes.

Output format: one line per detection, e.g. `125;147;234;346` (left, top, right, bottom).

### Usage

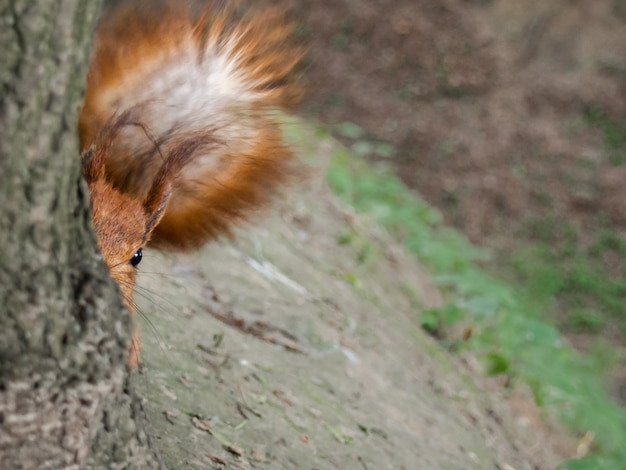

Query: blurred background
274;0;626;464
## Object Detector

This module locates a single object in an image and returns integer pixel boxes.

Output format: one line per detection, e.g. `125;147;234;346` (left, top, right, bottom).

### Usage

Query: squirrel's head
81;112;204;311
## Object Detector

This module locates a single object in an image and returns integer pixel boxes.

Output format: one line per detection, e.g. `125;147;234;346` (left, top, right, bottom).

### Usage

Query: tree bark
0;1;160;468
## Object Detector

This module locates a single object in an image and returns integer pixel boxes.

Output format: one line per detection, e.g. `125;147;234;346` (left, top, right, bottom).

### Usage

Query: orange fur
79;0;302;366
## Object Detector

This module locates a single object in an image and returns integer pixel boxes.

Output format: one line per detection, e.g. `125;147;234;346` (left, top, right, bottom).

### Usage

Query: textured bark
0;1;160;468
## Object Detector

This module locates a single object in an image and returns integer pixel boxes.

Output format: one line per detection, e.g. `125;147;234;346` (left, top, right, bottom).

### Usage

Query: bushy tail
79;0;303;250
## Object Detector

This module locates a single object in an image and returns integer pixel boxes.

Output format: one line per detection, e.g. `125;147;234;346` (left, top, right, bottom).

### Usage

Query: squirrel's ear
80;146;105;184
82;111;139;184
143;181;172;237
143;137;213;237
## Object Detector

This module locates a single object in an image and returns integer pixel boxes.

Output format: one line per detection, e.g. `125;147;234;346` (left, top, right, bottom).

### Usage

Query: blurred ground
295;0;626;243
132;1;626;466
288;0;626;405
135;128;575;468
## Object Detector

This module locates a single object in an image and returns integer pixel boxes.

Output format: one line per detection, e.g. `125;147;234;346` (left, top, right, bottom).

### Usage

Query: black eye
130;248;143;267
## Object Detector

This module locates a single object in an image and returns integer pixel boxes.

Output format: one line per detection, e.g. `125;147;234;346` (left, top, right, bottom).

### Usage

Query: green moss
326;143;626;470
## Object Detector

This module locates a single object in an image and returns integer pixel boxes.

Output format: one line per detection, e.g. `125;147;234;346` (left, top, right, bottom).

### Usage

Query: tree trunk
0;1;160;468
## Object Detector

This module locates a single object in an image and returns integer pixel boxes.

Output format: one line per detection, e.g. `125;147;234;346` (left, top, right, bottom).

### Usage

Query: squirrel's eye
130;248;143;267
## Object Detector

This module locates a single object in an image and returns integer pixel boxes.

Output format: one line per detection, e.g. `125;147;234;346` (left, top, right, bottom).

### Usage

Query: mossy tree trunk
0;1;160;468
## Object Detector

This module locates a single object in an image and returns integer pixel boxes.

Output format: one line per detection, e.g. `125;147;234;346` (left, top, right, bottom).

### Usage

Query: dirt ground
135;127;576;469
294;0;626;242
288;0;626;403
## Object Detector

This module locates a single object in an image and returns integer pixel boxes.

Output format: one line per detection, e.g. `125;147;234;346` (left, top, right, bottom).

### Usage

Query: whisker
134;282;180;312
130;290;175;368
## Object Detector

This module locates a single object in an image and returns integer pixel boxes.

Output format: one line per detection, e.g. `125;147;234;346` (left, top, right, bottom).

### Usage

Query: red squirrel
78;0;302;367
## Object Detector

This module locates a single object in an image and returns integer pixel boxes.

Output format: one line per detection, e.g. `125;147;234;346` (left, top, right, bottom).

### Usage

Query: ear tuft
82;110;146;185
80;147;103;184
142;137;214;238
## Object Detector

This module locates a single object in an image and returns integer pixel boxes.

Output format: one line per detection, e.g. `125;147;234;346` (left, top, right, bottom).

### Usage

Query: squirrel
78;0;302;367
